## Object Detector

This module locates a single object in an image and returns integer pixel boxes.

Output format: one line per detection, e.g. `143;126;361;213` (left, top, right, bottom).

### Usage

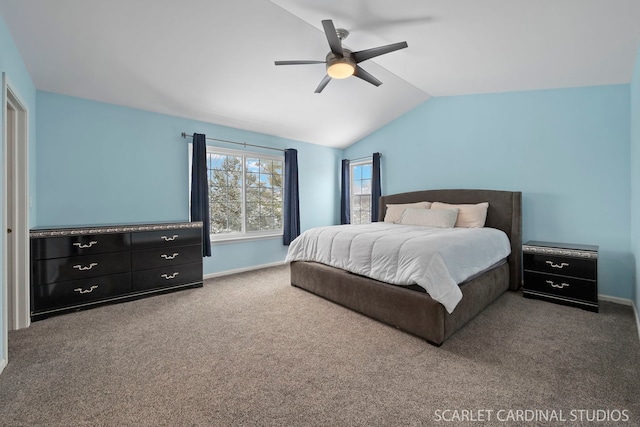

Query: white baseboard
0;358;6;375
598;294;633;306
598;294;640;343
633;301;640;342
204;261;286;280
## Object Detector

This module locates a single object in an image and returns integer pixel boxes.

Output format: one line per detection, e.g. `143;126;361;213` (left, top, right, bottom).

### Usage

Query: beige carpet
1;265;639;426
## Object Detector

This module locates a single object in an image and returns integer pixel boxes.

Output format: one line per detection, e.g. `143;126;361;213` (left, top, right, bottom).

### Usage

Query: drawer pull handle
74;285;98;294
546;280;570;289
73;241;98;249
161;272;179;280
546;261;569;269
73;262;98;271
161;235;179;241
161;253;179;260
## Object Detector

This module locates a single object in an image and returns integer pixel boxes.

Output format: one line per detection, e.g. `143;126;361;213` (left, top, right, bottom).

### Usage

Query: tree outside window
206;149;283;239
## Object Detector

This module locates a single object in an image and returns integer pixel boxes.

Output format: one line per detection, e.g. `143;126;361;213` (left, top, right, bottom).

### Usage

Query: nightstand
522;240;598;312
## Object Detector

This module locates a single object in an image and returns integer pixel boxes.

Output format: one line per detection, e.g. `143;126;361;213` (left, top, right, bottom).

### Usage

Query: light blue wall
345;85;633;300
0;14;37;367
631;45;640;313
36;91;341;275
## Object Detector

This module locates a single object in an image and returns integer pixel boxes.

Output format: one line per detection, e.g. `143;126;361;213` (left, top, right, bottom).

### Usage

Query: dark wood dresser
30;222;203;320
522;240;598;312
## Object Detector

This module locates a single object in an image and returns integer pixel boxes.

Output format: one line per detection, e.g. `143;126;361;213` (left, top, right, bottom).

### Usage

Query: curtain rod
348;154;382;163
181;132;285;153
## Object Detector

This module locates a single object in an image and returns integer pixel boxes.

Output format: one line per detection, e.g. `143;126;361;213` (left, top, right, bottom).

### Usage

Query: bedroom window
205;146;284;241
350;161;372;224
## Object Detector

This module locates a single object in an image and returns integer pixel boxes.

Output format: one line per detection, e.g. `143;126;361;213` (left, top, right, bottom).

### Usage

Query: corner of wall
631;43;640;318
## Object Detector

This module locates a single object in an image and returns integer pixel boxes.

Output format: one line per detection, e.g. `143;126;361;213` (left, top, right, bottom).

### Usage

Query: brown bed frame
290;189;522;346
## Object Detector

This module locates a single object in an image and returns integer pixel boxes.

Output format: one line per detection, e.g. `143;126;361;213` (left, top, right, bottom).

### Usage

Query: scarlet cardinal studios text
432;409;630;423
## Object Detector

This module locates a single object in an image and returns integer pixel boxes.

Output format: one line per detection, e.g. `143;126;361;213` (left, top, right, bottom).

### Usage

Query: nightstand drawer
523;271;597;303
32;273;131;311
524;253;595;279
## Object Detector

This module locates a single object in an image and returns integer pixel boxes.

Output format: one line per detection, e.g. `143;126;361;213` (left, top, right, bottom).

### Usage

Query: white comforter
285;223;511;313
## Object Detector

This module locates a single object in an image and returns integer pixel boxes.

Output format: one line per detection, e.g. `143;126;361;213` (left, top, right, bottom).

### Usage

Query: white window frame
350;160;373;224
189;145;284;243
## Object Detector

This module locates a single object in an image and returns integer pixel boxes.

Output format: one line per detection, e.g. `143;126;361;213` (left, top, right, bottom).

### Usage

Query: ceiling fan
274;19;408;93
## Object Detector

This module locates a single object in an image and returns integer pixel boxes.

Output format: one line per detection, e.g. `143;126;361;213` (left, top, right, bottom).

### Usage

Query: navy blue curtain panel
283;148;300;245
371;152;382;222
190;133;212;257
340;159;351;224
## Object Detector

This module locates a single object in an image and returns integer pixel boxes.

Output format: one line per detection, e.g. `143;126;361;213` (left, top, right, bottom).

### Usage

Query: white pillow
384;202;432;223
399;208;459;228
431;202;489;228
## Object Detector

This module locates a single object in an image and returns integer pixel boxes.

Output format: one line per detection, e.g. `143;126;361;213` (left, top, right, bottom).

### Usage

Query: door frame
2;73;31;372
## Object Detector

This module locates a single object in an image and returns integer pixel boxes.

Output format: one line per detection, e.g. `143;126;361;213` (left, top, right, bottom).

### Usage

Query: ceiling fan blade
322;19;343;56
352;41;408;63
354;66;382;87
274;60;326;66
314;75;332;93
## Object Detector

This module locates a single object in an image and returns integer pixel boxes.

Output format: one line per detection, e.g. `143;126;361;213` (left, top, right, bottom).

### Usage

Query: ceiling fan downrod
335;28;349;41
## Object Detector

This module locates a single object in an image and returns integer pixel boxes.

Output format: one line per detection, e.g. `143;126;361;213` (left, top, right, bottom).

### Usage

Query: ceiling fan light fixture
326;52;356;79
327;61;355;79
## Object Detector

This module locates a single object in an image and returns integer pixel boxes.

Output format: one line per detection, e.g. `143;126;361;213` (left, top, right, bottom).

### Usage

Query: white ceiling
1;0;639;149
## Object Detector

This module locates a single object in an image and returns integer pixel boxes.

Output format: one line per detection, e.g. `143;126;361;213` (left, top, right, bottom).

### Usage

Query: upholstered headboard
379;189;522;290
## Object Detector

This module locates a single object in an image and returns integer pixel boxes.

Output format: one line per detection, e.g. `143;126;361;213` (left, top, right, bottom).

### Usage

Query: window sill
210;233;283;245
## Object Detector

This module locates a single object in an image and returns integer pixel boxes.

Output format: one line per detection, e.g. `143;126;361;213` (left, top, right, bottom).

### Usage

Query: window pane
353;165;362;180
361;179;371;194
261;173;272;189
210;201;242;234
207;153;242;235
246;171;259;182
259;160;269;173
246;203;261;232
246;185;259;203
260;216;275;230
352;181;362;195
246;158;260;173
245;156;283;233
361;164;372;179
273;188;282;202
209;154;225;170
260;188;273;205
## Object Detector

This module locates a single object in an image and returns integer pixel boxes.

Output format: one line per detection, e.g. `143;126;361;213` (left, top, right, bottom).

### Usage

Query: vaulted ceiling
1;0;639;148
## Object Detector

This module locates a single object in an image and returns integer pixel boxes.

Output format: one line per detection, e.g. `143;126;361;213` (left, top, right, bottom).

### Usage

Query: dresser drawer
32;251;131;285
131;244;201;271
32;272;131;311
131;227;201;250
31;233;131;260
523;271;597;303
523;253;596;279
131;262;203;292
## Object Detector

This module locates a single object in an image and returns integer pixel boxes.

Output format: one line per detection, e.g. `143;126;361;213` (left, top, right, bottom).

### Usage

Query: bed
288;189;522;346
